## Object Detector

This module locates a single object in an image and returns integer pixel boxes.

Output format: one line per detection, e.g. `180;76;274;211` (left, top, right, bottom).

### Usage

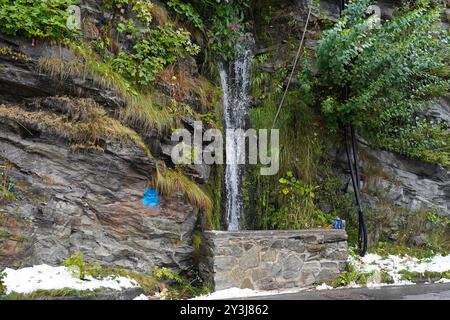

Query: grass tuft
37;44;175;134
154;166;212;225
0;103;152;157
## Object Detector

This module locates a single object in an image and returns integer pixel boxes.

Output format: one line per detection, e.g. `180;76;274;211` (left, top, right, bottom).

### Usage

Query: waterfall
220;48;253;231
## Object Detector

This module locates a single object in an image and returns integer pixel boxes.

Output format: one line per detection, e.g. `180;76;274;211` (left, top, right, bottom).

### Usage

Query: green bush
111;25;199;85
399;269;450;282
152;266;182;284
179;0;250;61
260;171;333;230
0;0;78;40
316;0;450;166
62;252;101;280
167;0;204;29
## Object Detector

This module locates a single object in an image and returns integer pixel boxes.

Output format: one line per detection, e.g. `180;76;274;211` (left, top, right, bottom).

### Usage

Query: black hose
346;127;368;256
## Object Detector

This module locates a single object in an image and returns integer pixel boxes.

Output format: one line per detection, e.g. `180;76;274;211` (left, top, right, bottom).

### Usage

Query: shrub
0;0;79;40
316;0;450;166
167;0;204;29
261;171;333;230
111;25;200;85
62;252;101;280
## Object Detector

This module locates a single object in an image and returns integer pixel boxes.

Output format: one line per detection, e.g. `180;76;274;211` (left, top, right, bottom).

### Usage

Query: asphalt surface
246;283;450;300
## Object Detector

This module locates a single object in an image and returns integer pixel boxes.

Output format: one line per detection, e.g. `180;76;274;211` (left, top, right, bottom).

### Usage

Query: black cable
344;127;368;256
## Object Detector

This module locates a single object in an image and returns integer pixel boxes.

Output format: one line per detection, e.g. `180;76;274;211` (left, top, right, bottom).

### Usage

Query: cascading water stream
220;48;253;231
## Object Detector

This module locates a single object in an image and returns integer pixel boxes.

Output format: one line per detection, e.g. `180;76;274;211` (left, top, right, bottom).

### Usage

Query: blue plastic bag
142;188;159;207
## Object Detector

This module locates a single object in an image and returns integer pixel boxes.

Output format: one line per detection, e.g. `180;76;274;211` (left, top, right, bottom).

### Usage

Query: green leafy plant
152;266;182;284
110;25;199;85
0;0;79;40
262;171;332;229
177;0;250;61
151;266;209;299
167;0;204;29
0;162;16;204
399;269;450;282
0;271;6;295
62;252;101;280
316;0;449;166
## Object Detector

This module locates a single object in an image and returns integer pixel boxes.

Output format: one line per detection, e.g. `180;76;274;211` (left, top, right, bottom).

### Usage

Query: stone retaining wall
199;229;348;291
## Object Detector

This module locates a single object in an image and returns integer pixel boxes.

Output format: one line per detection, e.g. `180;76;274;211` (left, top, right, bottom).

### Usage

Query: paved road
248;283;450;300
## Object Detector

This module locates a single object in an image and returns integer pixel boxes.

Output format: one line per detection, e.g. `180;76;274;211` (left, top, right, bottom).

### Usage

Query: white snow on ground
2;264;139;294
133;294;150;300
315;253;450;290
191;287;309;300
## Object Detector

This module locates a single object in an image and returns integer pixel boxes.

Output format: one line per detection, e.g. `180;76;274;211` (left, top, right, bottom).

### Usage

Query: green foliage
262;171;332;230
333;263;375;288
316;0;450;166
0;288;100;300
203;164;223;230
183;0;250;61
152;266;183;284
167;0;204;29
192;233;202;250
94;0;200;86
110;25;199;85
0;184;15;204
247;53;338;230
380;270;395;284
151;266;209;299
0;0;79;40
0;163;16;204
0;271;6;295
371;209;450;258
62;252;101;280
399;269;450;282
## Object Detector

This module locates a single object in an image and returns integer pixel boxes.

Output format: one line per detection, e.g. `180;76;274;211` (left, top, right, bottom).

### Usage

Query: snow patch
2;264;139;295
191;287;308;300
312;253;450;291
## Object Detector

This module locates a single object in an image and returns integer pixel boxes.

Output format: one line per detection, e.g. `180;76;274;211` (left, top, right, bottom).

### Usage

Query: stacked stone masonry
199;229;348;291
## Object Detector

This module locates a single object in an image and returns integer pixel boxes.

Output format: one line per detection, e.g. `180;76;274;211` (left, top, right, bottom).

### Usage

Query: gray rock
281;254;303;279
239;246;260;270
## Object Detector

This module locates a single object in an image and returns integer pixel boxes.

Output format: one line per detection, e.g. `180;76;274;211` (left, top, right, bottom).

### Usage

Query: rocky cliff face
0;0;448;275
0;31;208;272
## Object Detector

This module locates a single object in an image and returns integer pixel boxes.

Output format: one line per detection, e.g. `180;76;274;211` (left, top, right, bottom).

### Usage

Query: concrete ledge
199;229;348;291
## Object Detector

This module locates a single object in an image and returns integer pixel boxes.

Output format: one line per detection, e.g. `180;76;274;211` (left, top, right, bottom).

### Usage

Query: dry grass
0;103;152;157
0;46;31;62
150;3;170;25
154;165;212;225
38;44;176;134
158;65;220;113
119;92;174;133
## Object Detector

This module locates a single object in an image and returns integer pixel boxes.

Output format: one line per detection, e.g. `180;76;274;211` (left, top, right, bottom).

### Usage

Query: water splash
220;48;253;231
